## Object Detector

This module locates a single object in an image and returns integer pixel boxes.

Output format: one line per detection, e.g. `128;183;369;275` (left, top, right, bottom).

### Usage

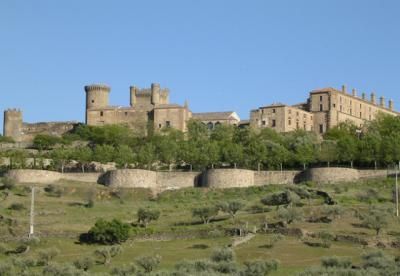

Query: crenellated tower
84;84;110;124
3;108;23;142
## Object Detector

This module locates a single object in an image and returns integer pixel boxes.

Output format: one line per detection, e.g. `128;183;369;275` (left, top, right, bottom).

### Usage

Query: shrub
110;263;137;275
321;256;352;269
1;178;15;190
218;201;245;219
85;187;97;208
73;256;94;271
137;208;160;228
83;219;130;244
37;247;60;266
135;255;161;273
210;247;235;263
358;207;390;236
8;203;25;211
44;184;63;197
240;259;279;276
261;191;300;206
276;207;303;225
42;263;86;276
94;246;122;265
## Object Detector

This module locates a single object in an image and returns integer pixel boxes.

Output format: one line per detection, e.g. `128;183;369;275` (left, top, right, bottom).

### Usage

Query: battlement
84;84;111;93
4;108;22;115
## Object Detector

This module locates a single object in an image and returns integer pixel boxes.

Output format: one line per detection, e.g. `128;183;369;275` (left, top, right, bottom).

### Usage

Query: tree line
2;113;400;171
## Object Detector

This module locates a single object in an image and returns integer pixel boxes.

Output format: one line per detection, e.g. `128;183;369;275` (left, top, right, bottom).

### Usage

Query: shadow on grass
188;244;209;249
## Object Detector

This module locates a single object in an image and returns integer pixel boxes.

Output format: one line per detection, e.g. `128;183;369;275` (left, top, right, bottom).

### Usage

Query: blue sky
1;1;400;133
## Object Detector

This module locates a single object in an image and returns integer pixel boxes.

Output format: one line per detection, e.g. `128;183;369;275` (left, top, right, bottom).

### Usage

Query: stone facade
85;83;192;134
3;109;79;143
250;85;398;134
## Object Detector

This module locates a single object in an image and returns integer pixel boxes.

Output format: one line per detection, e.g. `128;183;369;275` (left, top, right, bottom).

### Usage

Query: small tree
85;219;130;244
358;208;389;236
192;207;219;224
73;256;94;271
94;246;122;265
135;255;161;273
37;247;60;266
276;207;303;225
218;201;244;220
210;247;235;263
137;208;160;228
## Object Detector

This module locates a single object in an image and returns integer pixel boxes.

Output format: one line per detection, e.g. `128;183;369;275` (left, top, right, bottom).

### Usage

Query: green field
0;178;399;275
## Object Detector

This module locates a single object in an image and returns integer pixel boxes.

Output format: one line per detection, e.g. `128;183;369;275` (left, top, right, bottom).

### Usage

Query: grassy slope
0;178;399;275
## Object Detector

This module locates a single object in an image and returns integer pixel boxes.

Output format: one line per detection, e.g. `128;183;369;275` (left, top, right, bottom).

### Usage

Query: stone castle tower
3;109;23;141
84;84;111;124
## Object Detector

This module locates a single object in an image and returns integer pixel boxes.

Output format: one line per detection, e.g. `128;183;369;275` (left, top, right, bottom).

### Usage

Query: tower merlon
84;84;111;93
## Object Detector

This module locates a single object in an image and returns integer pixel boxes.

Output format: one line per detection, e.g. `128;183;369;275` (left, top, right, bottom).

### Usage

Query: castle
2;83;398;142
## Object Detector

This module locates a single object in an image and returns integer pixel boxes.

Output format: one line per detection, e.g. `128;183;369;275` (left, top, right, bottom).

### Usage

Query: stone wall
6;169;61;184
61;173;103;183
156;171;201;191
359;169;388;179
305;167;359;184
254;170;301;185
202;169;254;188
102;169;157;189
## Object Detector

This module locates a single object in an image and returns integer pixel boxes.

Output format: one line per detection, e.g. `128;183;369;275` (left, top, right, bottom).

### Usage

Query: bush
261;191;300;206
110;263;137;275
1;178;15;190
217;201;244;219
83;219;130;245
240;259;279;276
73;256;94;271
321;256;352;269
44;184;63;197
135;255;161;273
276;207;303;225
210;247;235;263
8;202;26;211
37;247;60;266
94;246;122;265
137;208;160;228
42;262;86;276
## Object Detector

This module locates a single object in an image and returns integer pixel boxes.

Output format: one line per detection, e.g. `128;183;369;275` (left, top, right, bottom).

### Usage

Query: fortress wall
358;169;388;179
61;173;104;183
203;169;254;188
305;168;359;184
254;171;301;185
6;169;62;184
103;169;157;189
156;171;201;191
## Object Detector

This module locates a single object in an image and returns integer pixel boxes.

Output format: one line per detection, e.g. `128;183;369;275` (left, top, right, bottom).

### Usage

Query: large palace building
250;85;398;133
2;83;399;142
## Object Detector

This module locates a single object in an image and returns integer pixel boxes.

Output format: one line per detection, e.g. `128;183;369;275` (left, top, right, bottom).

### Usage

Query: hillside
0;176;399;275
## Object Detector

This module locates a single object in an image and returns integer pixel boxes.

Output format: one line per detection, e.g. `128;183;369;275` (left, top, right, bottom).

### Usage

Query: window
288;119;291;125
166;121;171;127
100;111;103;117
296;121;299;129
340;105;342;112
360;112;362;118
272;120;276;127
158;124;162;128
91;100;95;103
304;124;306;130
319;124;324;134
207;122;213;130
333;103;336;108
262;120;266;126
350;109;352;115
296;112;299;116
320;96;323;101
288;109;292;114
272;109;276;113
303;114;306;118
261;109;264;114
125;112;128;116
320;104;323;111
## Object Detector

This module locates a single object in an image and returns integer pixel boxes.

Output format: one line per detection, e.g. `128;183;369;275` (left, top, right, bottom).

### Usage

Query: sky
1;0;400;134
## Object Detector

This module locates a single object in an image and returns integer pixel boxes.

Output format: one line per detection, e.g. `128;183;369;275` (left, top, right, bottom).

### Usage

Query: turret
371;92;376;104
84;84;110;109
352;88;357;97
151;83;160;105
362;92;366;100
130;86;137;106
341;84;347;93
380;96;385;107
3;109;23;141
389;99;394;111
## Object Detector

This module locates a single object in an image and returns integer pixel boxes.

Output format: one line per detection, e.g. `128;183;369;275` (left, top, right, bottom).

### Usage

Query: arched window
215;122;221;128
207;122;214;130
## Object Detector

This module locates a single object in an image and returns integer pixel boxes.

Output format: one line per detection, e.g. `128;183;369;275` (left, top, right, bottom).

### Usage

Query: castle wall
153;107;191;132
156;171;201;191
102;169;157;189
19;122;78;142
6;169;62;184
254;170;301;185
305;167;359;184
202;169;254;188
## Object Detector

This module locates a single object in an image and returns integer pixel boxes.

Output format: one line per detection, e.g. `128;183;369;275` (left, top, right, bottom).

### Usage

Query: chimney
362;92;366;100
371;92;376;104
389;99;394;111
342;85;347;93
352;88;357;97
380;96;385;107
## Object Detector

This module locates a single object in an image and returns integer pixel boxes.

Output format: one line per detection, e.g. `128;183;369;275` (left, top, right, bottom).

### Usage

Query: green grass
0;178;399;275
